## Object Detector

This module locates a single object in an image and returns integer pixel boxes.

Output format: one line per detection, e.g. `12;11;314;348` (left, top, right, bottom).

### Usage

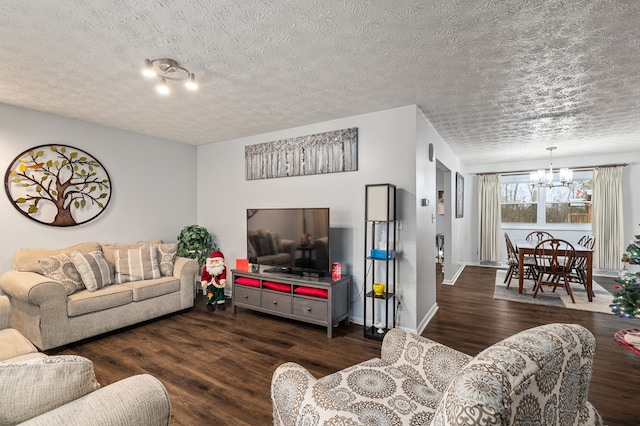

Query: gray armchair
0;295;172;425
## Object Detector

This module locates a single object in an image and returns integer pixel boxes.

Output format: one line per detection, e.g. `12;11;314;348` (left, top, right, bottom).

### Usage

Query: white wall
414;109;436;332
197;105;429;331
0;103;198;272
466;152;640;269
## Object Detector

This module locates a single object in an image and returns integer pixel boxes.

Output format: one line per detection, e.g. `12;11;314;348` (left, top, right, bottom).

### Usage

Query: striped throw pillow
114;246;161;284
70;250;113;292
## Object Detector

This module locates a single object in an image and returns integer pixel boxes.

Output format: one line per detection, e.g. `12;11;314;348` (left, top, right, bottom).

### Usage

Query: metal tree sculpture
5;145;111;227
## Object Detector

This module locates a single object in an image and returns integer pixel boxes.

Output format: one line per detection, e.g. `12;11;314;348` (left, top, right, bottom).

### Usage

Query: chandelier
529;147;573;188
142;58;197;95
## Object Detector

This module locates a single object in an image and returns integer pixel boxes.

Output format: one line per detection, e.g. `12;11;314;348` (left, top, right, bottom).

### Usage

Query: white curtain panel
592;166;624;269
478;174;502;262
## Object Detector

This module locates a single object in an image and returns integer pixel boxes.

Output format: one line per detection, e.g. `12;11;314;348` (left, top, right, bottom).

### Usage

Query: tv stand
231;266;350;338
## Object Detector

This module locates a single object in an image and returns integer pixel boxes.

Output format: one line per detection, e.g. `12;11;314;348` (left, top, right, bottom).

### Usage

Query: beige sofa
0;295;171;425
0;241;199;351
272;324;602;425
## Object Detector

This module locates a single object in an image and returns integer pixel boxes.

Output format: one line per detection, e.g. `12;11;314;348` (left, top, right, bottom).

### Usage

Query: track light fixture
142;58;198;95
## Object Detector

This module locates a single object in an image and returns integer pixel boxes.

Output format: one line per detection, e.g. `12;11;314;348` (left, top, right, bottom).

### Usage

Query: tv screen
247;208;330;275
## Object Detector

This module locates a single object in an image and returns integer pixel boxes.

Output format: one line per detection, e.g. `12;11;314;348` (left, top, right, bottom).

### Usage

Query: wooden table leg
518;250;525;294
586;251;593;302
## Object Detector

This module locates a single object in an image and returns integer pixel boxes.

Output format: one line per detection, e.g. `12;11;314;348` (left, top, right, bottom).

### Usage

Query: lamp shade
366;184;396;221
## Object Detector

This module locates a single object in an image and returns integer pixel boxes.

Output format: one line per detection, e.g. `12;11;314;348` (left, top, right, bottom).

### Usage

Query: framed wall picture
245;127;358;180
455;172;464;218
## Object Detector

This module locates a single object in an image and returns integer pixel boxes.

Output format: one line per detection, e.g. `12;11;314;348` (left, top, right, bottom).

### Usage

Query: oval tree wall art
4;144;112;227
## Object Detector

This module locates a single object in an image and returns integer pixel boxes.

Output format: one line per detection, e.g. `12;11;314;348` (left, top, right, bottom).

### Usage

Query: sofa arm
380;328;472;393
0;295;11;329
20;374;171;426
173;256;198;276
0;270;67;305
271;362;362;426
172;256;199;307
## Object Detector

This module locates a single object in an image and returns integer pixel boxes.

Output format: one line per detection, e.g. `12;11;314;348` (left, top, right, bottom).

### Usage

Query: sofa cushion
114;246;162;284
0;328;40;362
0;355;100;425
71;250;113;292
67;285;133;317
101;239;163;270
152;243;178;276
120;277;180;302
37;253;85;295
316;357;442;425
13;242;102;272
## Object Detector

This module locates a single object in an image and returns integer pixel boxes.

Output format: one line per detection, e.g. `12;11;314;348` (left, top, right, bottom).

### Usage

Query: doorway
436;162;451;278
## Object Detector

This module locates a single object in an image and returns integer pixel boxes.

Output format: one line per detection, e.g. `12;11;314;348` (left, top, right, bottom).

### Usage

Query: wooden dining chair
526;230;554;242
504;233;537;288
566;236;595;298
533;239;576;303
577;234;590;246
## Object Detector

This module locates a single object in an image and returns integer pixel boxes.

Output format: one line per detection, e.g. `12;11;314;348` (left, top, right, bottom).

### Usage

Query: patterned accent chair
271;324;602;425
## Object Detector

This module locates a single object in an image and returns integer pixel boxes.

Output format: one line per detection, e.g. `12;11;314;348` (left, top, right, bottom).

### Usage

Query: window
500;176;537;223
500;171;592;225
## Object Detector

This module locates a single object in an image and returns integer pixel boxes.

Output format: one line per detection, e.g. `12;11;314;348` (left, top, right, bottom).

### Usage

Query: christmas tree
621;234;640;265
610;234;640;318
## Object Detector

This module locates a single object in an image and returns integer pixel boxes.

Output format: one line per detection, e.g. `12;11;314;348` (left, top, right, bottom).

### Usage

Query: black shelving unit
364;183;397;340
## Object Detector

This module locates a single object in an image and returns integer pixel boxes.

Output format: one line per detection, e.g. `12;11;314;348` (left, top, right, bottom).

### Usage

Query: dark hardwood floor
53;265;640;425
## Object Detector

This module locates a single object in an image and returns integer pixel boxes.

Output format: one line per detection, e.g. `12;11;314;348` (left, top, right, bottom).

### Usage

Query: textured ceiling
1;0;640;165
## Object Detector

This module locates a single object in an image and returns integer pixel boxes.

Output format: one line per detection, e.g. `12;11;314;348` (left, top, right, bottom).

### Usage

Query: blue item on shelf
370;249;396;259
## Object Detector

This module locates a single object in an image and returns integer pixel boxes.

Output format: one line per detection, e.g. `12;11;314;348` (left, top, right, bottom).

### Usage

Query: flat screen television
247;208;330;276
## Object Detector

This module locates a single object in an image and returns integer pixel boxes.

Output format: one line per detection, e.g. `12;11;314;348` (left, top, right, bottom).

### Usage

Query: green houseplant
177;225;216;267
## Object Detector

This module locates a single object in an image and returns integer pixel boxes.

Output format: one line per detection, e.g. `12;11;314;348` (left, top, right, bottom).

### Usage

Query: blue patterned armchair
271;323;602;425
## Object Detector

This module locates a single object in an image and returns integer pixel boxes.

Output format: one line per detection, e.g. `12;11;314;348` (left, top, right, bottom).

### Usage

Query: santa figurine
201;250;227;312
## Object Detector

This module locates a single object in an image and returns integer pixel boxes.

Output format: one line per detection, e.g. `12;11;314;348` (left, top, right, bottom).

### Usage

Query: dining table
515;239;594;302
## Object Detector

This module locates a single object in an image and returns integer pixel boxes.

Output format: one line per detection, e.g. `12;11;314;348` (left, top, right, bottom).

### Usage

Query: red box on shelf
235;258;249;271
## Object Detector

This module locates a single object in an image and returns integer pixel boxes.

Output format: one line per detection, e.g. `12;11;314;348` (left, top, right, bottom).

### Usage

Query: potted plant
177;225;216;267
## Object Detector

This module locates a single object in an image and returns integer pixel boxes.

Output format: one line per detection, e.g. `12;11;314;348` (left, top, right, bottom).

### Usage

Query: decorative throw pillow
0;355;100;424
294;286;328;298
151;243;178;276
37;253;85;295
70;250;113;292
263;281;291;293
235;277;261;287
114;246;161;284
101;239;163;270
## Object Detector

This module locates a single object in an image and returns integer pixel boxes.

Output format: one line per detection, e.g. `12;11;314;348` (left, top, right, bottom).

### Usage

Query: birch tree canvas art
245;128;358;180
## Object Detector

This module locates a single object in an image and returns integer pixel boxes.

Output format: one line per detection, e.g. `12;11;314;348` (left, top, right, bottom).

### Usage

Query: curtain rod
476;163;628;176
